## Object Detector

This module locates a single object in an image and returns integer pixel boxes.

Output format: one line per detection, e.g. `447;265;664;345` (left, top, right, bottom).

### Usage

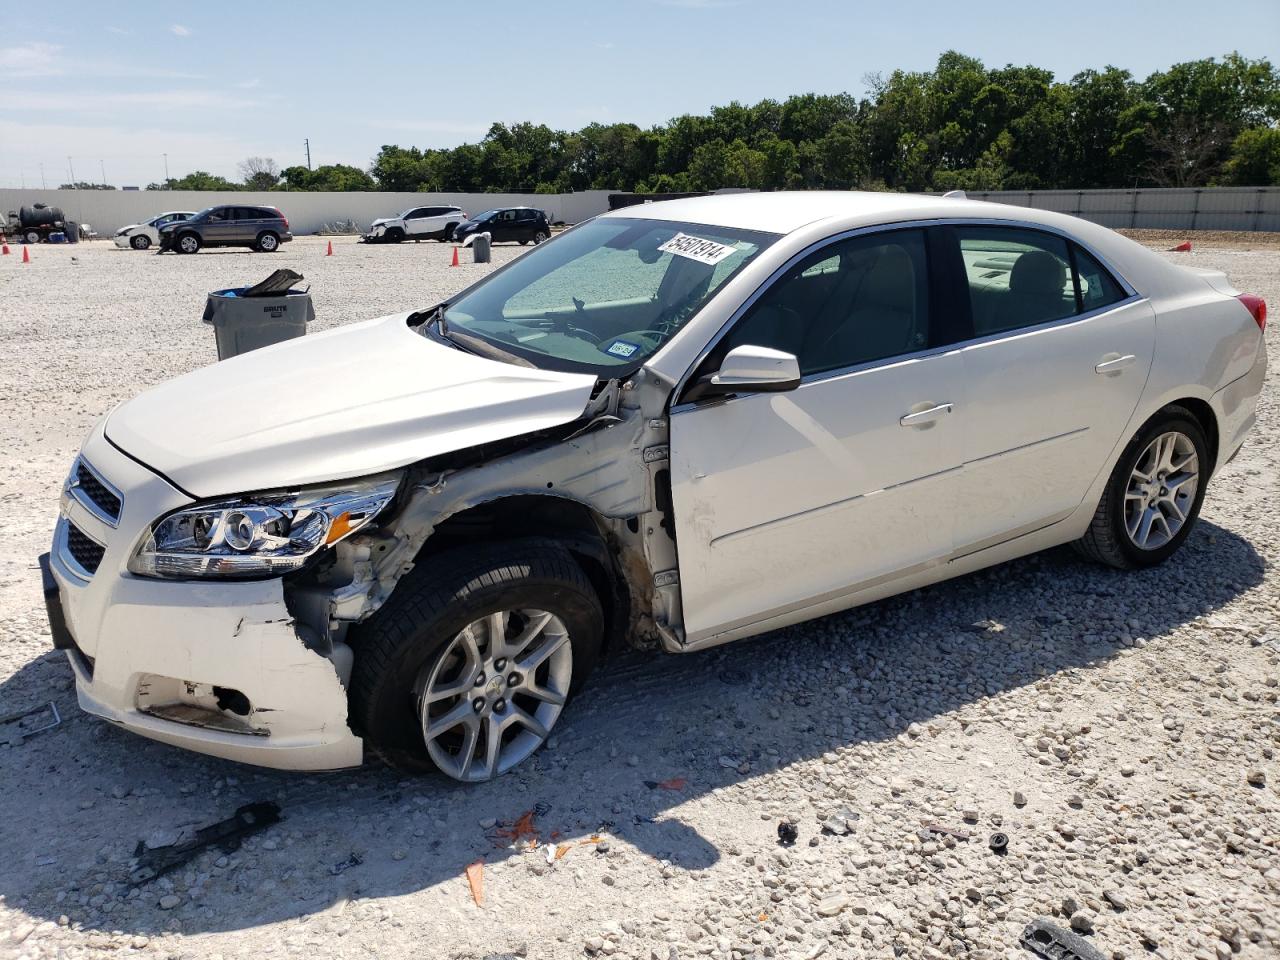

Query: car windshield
191;207;215;220
473;210;499;222
440;217;777;376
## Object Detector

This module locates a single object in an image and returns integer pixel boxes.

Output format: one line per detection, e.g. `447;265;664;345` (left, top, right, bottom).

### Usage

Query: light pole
100;159;107;188
67;156;76;188
163;153;170;184
40;162;46;189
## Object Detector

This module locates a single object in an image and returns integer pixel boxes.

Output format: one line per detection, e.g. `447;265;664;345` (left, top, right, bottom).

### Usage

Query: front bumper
112;234;132;249
42;424;363;771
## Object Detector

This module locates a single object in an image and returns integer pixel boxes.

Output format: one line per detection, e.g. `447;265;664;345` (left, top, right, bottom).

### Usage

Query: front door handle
1094;354;1137;375
900;402;954;428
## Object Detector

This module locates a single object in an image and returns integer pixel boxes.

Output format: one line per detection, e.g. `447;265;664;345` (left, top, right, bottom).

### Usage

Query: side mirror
707;345;801;395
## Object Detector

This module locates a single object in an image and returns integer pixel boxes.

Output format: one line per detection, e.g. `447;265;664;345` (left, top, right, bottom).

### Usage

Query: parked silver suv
158;205;293;254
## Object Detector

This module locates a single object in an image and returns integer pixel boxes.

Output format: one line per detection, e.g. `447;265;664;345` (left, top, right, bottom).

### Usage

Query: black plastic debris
1020;919;1106;960
242;268;306;297
329;852;364;875
131;801;280;883
989;831;1009;853
777;821;798;846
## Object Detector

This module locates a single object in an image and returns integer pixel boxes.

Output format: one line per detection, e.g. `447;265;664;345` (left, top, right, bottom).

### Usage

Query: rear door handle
1094;354;1136;375
900;402;954;428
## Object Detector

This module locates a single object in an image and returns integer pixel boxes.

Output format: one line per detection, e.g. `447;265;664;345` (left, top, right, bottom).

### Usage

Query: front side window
207;208;228;222
441;217;775;375
720;229;931;377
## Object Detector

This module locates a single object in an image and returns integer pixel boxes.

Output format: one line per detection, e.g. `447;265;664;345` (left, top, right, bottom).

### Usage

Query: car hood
105;314;599;498
370;217;399;227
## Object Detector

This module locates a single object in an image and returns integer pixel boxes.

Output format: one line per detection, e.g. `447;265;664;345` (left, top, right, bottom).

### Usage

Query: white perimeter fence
2;186;1278;237
966;187;1280;232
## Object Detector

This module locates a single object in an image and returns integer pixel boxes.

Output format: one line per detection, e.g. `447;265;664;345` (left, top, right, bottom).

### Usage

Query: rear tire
349;540;603;778
130;234;151;250
533;230;549;244
255;231;280;252
1072;405;1210;569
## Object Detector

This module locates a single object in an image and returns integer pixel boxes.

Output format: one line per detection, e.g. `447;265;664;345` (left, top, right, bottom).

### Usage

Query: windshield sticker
657;232;740;266
605;339;640;359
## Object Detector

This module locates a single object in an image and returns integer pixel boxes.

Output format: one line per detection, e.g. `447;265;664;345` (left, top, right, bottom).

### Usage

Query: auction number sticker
658;232;740;266
605;339;640;358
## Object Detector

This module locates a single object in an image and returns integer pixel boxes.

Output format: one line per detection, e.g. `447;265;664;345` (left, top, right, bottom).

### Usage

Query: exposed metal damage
283;366;686;670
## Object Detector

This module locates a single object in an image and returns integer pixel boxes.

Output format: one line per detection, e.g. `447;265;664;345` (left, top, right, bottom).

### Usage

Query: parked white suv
365;205;466;243
43;192;1266;781
113;211;197;250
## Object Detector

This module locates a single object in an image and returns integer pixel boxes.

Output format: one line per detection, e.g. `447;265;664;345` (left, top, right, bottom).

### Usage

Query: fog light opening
213;686;252;716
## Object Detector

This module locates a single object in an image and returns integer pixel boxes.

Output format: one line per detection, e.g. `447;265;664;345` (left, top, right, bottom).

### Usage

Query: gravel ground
0;236;1277;960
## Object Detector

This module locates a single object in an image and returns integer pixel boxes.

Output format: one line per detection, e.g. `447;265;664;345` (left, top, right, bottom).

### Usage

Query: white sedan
44;192;1266;779
112;211;196;250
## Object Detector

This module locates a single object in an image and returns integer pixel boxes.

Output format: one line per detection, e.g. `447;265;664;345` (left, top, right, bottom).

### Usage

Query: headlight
128;474;401;580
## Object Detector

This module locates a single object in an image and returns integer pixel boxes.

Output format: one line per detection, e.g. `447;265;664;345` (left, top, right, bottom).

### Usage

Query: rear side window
722;229;931;377
955;226;1130;337
1072;245;1127;312
957;227;1075;335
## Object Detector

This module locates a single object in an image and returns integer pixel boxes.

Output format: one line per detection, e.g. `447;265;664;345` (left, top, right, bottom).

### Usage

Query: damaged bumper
44;425;363;771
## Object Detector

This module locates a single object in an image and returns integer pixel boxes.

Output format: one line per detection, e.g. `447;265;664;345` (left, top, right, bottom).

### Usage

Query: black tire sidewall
1105;411;1210;567
387;228;405;243
131;234;150;250
352;544;603;772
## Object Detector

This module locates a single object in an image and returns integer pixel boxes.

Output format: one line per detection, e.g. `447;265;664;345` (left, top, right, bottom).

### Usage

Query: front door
668;228;966;644
944;225;1155;552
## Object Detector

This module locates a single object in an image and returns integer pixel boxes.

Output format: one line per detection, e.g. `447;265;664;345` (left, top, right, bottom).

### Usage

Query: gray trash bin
203;275;314;361
472;231;491;264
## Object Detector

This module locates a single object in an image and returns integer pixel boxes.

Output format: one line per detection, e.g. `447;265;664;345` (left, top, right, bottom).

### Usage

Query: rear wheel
130;234;151;250
533;230;549;244
176;232;201;254
441;223;458;242
1073;406;1209;569
255;231;280;252
349;540;603;779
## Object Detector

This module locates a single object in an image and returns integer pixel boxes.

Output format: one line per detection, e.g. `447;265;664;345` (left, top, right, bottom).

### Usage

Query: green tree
280;164;376;191
160;171;239;190
1222;127;1280;184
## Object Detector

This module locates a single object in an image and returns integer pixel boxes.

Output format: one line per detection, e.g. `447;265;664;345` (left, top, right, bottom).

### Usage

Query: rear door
668;227;967;644
944;224;1154;553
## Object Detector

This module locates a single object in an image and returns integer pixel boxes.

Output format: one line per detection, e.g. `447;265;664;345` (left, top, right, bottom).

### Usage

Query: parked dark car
452;207;550;246
158;205;292;254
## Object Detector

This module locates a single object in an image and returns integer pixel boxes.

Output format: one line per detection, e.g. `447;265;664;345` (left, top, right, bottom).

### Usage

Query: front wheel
349;541;603;780
175;232;201;254
386;227;405;243
1073;406;1210;569
130;234;151;250
24;230;40;244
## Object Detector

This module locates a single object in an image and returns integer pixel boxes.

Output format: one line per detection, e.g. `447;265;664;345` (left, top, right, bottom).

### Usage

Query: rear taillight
1237;293;1267;332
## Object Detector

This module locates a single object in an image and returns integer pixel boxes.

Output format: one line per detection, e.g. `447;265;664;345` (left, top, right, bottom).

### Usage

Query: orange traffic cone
22;245;30;263
326;240;334;256
1171;240;1192;252
450;246;460;267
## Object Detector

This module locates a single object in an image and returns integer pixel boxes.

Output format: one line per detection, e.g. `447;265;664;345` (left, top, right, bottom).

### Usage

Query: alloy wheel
179;235;199;254
417;608;572;782
1124;431;1199;550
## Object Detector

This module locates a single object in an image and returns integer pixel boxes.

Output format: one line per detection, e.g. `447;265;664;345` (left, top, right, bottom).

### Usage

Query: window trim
670;217;1142;409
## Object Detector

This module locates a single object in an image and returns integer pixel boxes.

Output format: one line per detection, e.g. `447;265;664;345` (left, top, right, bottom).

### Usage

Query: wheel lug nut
474;672;485;687
494;699;506;713
494;658;506;671
508;672;522;687
472;698;485;713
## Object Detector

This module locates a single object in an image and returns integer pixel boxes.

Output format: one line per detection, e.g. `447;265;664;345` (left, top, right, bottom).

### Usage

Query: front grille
74;461;122;524
65;521;106;575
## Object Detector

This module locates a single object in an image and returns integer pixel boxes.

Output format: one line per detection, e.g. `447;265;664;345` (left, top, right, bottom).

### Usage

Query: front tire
130;234;151;250
1073;406;1210;569
24;230;40;244
349;540;603;779
386;227;405;243
175;232;201;254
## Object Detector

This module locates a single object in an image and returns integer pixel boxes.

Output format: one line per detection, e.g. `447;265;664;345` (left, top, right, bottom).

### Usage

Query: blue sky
1;0;1277;188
